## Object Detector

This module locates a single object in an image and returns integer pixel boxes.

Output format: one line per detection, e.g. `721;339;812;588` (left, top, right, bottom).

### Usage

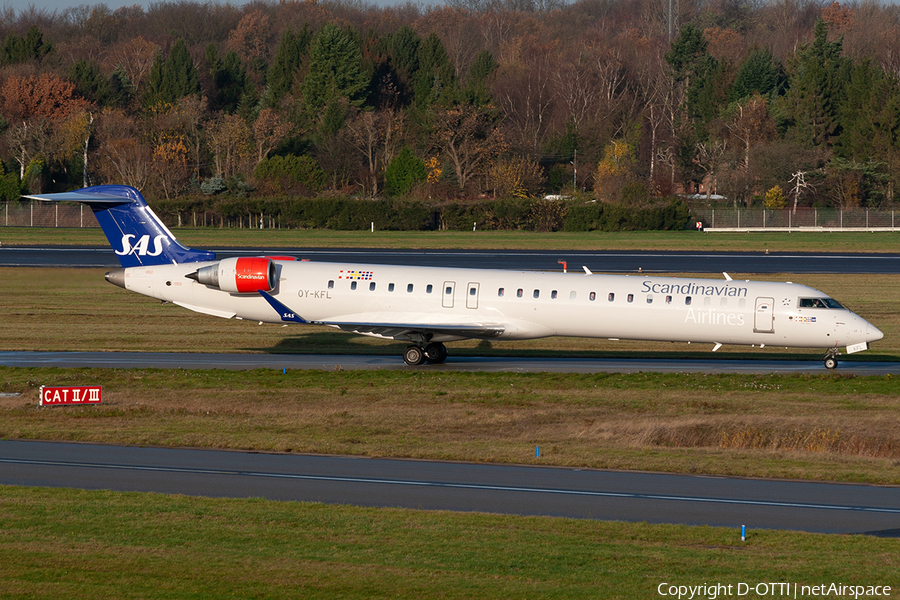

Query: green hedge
149;195;691;232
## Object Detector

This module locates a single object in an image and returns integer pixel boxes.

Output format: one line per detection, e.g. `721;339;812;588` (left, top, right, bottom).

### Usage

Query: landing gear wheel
403;345;425;366
823;348;839;370
424;342;448;364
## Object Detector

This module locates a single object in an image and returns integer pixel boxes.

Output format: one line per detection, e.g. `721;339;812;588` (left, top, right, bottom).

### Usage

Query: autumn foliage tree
0;0;897;211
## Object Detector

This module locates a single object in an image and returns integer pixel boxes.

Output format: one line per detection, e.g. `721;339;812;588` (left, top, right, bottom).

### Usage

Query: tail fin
25;185;215;267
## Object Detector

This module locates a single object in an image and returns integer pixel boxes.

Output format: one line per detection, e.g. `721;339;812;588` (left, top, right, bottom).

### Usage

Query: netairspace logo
657;583;893;600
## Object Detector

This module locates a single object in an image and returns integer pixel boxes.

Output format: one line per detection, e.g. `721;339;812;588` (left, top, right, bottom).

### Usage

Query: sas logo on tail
116;234;167;257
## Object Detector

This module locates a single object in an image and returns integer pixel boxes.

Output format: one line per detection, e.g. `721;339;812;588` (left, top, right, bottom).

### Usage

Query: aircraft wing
326;321;504;339
258;290;504;340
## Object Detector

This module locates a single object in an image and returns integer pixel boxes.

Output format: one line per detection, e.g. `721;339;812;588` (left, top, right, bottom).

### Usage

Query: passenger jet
28;185;883;369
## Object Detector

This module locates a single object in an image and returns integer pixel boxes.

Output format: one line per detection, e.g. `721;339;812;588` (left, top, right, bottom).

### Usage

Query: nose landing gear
403;342;448;366
823;347;840;370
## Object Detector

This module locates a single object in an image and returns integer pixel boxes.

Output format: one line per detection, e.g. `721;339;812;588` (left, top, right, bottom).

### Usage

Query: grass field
3;486;898;599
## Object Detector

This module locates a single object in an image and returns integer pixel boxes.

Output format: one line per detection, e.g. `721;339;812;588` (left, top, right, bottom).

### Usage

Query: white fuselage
115;259;882;351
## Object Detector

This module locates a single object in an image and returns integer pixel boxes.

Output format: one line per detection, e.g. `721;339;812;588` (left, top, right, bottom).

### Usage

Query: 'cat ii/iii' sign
39;386;102;406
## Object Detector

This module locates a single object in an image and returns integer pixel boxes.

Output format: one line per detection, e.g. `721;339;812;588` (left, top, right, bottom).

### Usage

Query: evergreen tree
665;24;721;139
466;50;497;106
413;33;458;107
301;23;368;124
729;46;788;103
206;45;252;114
70;60;108;105
267;26;312;108
384;145;427;196
781;19;850;148
1;26;52;65
144;38;200;107
389;25;420;78
835;59;900;163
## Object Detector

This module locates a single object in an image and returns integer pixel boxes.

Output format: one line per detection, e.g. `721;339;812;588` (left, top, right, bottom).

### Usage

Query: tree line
0;0;899;226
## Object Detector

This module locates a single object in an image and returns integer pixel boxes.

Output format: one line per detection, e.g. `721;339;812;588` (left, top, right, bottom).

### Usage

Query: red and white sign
39;386;102;406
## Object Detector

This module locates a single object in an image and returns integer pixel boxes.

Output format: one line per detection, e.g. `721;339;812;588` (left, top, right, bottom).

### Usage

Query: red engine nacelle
189;257;276;293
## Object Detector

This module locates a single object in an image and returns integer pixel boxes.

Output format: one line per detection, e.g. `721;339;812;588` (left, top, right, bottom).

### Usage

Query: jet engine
187;257;276;293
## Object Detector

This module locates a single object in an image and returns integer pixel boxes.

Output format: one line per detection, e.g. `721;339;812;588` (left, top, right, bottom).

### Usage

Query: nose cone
867;321;884;344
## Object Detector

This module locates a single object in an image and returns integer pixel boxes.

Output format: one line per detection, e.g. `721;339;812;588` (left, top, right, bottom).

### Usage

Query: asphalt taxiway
2;440;898;535
2;245;900;273
1;350;898;375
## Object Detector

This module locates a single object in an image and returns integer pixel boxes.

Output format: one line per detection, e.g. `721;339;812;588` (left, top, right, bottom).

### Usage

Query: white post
371;222;374;232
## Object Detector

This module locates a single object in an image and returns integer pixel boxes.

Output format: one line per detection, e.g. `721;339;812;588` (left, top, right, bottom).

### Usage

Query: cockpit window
799;297;843;309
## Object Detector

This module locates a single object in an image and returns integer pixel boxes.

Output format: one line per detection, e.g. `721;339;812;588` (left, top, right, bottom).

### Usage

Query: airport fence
2;200;100;228
691;207;899;231
3;200;899;232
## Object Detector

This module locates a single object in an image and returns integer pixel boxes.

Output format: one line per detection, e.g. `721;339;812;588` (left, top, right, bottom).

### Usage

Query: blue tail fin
25;185;215;267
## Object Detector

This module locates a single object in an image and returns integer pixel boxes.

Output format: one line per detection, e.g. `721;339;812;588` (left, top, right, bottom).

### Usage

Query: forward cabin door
442;281;456;308
754;297;775;333
466;282;480;309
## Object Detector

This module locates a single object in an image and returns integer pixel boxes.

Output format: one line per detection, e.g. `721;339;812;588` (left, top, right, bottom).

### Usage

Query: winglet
582;266;592;275
723;272;733;281
259;290;309;323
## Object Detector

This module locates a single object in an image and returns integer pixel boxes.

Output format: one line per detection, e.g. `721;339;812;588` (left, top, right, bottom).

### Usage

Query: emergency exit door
466;282;480;309
442;281;455;308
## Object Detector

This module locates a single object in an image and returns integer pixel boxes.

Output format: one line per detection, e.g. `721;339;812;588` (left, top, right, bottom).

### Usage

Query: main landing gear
823;347;839;370
403;342;448;366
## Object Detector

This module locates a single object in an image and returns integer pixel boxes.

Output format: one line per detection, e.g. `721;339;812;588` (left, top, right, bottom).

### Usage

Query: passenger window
351;281;357;290
388;283;395;292
370;282;376;291
570;291;577;300
666;295;672;304
739;298;746;308
551;290;558;299
627;294;634;303
646;295;653;304
445;286;453;295
426;284;432;294
407;283;414;293
685;296;692;306
328;280;334;289
469;287;477;296
498;287;505;297
720;298;727;307
589;292;596;301
704;297;711;306
608;293;614;302
533;289;540;299
517;289;523;298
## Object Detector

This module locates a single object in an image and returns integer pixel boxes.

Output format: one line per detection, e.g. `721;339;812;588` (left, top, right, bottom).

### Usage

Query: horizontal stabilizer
24;191;136;204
